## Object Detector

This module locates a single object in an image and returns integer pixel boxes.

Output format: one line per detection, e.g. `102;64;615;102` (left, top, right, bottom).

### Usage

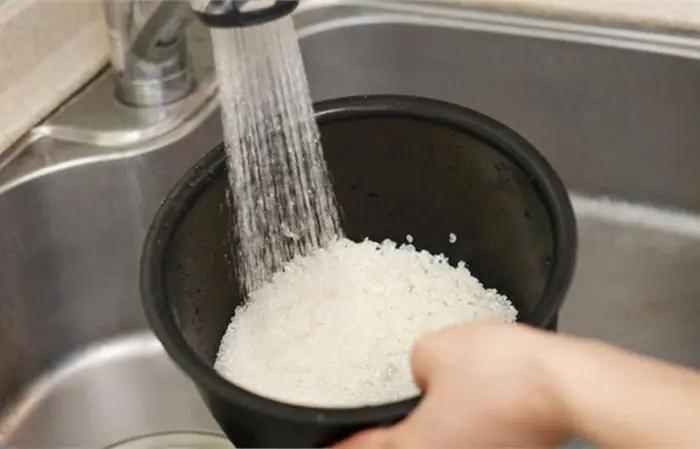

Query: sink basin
3;1;700;447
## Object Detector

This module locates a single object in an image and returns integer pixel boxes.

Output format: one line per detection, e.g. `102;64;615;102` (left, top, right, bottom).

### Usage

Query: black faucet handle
192;0;300;28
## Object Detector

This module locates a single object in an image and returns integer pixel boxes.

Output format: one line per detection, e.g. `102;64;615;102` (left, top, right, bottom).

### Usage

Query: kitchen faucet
103;0;300;107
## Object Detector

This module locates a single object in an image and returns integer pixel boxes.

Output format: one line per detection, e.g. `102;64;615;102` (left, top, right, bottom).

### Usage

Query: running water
211;19;342;295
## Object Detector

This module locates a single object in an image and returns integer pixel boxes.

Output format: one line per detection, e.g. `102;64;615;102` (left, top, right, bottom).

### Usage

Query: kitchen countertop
0;0;108;155
0;0;699;155
461;0;700;33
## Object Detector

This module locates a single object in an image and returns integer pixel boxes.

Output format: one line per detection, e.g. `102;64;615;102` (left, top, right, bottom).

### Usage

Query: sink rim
2;0;700;196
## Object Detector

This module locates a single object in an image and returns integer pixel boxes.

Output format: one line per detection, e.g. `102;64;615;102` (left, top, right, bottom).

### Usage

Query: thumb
410;329;452;391
331;331;459;449
331;345;458;449
330;411;444;449
331;428;392;449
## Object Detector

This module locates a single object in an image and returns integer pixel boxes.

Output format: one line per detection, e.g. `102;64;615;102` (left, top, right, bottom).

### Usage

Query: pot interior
161;113;560;367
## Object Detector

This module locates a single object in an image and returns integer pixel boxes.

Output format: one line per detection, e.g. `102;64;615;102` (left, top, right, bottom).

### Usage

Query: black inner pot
141;95;577;448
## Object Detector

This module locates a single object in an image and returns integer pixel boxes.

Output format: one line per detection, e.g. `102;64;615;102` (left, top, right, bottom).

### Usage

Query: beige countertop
0;0;108;154
460;0;700;33
0;0;699;155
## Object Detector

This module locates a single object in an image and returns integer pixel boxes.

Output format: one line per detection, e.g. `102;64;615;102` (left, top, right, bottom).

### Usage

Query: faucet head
190;0;299;28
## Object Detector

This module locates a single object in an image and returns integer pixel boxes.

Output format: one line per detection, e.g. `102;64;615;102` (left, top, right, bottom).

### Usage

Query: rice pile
214;237;517;407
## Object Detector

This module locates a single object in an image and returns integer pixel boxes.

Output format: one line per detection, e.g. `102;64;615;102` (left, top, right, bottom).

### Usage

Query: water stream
211;18;342;294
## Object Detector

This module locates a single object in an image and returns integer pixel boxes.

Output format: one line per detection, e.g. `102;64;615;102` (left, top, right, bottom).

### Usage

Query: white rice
214;237;517;407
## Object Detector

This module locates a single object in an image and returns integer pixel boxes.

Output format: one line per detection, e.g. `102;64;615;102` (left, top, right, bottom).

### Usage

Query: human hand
332;321;700;449
334;323;571;449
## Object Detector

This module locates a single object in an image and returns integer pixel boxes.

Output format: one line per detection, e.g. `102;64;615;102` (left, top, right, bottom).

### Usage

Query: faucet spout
103;0;301;107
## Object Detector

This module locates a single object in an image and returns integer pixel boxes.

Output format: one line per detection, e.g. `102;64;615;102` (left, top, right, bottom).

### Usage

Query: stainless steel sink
3;1;700;447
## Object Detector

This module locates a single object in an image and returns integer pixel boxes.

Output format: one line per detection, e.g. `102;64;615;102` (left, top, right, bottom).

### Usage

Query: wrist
527;329;579;441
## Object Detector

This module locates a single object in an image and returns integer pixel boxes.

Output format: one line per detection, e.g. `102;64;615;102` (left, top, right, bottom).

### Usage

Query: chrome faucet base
104;0;198;107
115;38;195;106
0;19;216;169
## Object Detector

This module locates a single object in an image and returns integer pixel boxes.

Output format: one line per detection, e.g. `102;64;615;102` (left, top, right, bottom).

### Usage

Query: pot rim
140;94;577;426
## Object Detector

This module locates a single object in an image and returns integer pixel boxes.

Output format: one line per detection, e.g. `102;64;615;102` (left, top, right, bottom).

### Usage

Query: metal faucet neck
104;0;196;107
103;0;301;108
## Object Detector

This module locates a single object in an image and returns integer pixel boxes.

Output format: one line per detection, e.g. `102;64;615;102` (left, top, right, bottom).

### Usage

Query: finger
381;390;466;449
331;428;391;449
332;393;457;449
391;385;522;449
410;323;473;391
411;322;519;391
409;331;445;391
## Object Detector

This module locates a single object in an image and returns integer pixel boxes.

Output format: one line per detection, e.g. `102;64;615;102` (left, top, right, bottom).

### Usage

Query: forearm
548;335;700;447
